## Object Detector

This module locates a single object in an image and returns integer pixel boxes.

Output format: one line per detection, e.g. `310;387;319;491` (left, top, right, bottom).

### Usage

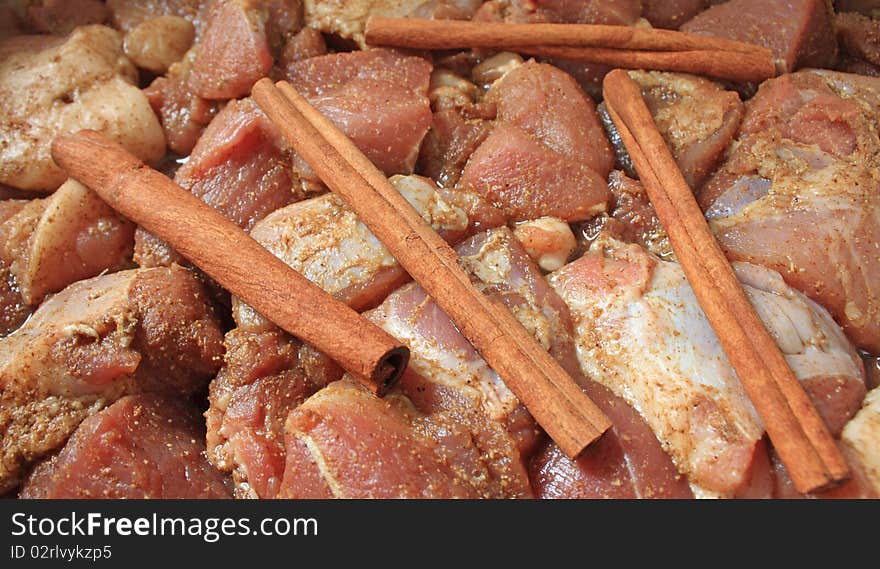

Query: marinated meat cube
0;26;166;192
277;26;327;71
0;180;134;337
189;0;274;100
576;171;673;261
417;108;493;189
238;174;467;319
641;0;709;30
26;0;110;35
0;200;31;336
681;0;837;72
701;70;880;352
840;388;880;495
304;0;482;48
283;49;433;184
600;71;744;190
475;0;641;26
135;97;294;267
206;330;341;498
280;228;559;498
458;61;613;224
836;11;880;75
207;174;467;496
0;266;224;493
549;235;866;497
107;0;204;33
21;394;231;499
530;379;694;499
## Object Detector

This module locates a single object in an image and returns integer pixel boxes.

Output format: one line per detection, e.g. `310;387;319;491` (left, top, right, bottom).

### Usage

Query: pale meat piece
0;25;165;192
549;235;866;497
0;266;224;493
0;200;30;336
21;394;230;499
681;0;837;72
123;15;195;73
701;70;880;352
304;0;482;47
283;49;433;187
135;97;295;267
0;180;134;308
600;71;744;190
207;175;466;497
840;388;880;495
458;61;613;224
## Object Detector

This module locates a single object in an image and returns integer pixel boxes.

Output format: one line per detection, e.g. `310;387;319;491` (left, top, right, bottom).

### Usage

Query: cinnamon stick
513;46;775;84
365;17;771;55
252;78;612;459
51;130;409;396
602;69;849;494
364;17;776;83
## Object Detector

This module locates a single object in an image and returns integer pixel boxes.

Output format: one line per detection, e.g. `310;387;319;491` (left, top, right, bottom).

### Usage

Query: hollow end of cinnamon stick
366;345;410;397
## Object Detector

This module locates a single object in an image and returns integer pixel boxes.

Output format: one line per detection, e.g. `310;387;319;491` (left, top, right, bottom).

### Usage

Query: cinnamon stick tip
368;345;410;397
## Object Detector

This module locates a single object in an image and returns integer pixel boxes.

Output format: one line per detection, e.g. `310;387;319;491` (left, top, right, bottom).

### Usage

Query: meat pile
0;0;878;500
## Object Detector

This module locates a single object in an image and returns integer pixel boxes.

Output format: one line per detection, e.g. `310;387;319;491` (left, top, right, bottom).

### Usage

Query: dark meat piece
0;266;224;493
107;0;204;32
700;70;880;352
681;0;837;72
475;0;641;26
837;12;880;74
21;394;230;499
